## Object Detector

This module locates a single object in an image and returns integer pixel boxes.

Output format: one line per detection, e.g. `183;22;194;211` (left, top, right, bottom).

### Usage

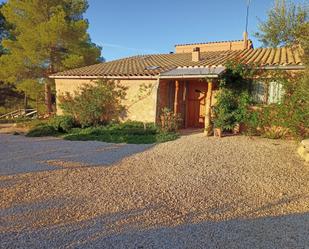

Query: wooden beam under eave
174;80;180;114
204;79;213;136
184;81;189;128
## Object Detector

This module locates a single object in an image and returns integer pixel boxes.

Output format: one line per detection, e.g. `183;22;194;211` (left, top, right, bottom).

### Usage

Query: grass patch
26;125;62;137
63;124;179;144
15;118;49;129
26;120;179;144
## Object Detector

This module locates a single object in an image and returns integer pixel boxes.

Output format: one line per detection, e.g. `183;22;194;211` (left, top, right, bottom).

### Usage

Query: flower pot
214;128;222;138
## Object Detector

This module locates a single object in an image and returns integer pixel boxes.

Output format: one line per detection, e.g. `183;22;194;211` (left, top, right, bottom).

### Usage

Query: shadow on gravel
1;194;309;249
0;134;153;175
1;207;309;249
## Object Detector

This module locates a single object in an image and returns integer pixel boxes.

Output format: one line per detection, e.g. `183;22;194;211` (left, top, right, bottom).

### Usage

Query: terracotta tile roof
51;47;304;78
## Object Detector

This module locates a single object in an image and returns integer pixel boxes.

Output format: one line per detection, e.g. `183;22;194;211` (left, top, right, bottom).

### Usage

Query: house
50;33;305;134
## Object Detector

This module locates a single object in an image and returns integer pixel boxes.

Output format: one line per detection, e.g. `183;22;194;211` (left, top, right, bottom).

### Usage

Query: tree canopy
0;3;11;55
255;0;309;47
254;0;309;139
0;0;102;113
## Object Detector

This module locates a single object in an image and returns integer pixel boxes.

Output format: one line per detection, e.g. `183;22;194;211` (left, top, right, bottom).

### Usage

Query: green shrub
242;109;261;136
213;89;238;131
159;108;182;132
63;122;178;144
49;115;76;133
256;72;309;139
59;80;127;127
26;125;59;137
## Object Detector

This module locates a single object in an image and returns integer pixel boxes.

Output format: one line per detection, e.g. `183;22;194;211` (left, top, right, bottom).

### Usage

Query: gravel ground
1;133;309;248
0;134;151;175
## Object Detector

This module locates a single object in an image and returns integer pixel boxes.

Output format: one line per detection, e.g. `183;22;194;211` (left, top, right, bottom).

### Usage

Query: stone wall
54;78;159;123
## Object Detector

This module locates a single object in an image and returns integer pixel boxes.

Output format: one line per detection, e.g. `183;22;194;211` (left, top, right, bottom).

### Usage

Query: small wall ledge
298;139;309;162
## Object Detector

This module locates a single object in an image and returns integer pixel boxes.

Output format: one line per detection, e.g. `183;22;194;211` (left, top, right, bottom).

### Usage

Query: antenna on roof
243;0;251;49
245;0;251;33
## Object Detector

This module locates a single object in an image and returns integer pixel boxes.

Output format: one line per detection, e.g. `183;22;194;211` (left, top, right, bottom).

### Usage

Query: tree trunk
24;93;28;114
45;82;52;115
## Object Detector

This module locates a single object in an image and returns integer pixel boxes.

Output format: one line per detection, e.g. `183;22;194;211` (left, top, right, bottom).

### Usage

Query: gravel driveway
0;134;151;175
1;133;309;248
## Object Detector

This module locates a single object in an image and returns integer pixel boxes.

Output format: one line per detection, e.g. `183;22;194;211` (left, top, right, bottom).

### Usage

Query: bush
213;90;253;131
26;125;59;137
59;80;127;127
213;61;257;132
49;115;76;133
257;72;309;139
159;108;182;132
213;89;238;130
63;121;178;144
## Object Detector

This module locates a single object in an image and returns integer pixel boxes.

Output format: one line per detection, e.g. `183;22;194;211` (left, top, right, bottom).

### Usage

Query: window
268;81;284;104
251;80;284;104
252;81;266;104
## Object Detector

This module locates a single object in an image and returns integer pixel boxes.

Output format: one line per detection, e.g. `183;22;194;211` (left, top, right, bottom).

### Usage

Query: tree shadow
1;194;309;249
0;134;153;176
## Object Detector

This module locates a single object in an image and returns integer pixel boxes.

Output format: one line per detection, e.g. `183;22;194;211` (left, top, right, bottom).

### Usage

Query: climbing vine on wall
213;60;261;132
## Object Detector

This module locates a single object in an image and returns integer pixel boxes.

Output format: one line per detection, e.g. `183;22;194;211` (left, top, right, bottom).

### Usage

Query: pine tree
0;3;11;55
0;0;101;114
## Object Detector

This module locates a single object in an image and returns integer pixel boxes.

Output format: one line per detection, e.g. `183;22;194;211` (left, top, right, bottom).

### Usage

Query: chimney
192;47;200;62
243;31;249;49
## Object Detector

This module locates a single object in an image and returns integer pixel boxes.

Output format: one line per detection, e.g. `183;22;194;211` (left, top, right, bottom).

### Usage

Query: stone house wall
54;78;159;123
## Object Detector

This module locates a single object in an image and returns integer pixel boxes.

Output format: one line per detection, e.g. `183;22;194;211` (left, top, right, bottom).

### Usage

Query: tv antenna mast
245;0;252;33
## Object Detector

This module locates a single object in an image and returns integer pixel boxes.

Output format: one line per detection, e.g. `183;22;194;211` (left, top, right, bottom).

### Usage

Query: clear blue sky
0;0;306;61
85;0;307;61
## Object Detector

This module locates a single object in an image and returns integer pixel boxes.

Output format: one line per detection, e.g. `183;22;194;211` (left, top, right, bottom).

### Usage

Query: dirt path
0;123;29;134
1;134;309;248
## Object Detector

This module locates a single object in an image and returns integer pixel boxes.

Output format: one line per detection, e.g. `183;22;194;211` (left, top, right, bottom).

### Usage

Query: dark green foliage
59;80;127;127
213;89;238;130
49;115;76;133
63;122;178;144
0;0;101;113
0;82;23;113
0;3;13;55
26;125;59;137
214;61;256;131
26;120;179;144
220;61;258;91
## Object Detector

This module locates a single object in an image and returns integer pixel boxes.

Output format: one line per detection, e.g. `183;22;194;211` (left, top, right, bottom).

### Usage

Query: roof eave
261;65;305;70
159;74;220;79
49;75;160;80
49;65;305;80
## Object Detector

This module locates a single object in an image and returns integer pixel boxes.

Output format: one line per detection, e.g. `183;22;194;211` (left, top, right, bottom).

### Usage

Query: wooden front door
187;81;207;128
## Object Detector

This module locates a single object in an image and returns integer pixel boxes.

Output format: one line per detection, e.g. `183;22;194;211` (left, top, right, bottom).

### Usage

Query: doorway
187;81;208;128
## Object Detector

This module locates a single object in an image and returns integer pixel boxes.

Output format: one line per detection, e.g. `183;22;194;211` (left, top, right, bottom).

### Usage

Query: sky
85;0;307;61
0;0;306;61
